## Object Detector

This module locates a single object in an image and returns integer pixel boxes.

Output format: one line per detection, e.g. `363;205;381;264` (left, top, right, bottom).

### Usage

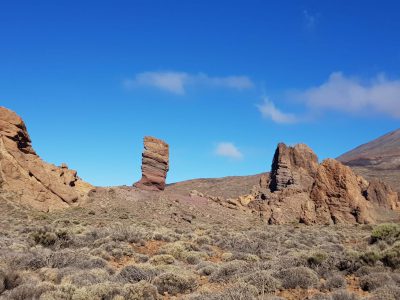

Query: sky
1;0;400;186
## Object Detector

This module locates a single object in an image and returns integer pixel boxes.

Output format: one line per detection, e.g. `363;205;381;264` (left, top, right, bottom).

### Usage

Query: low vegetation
0;200;400;300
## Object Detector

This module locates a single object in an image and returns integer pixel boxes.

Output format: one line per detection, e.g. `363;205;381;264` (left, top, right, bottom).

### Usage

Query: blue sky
1;1;399;186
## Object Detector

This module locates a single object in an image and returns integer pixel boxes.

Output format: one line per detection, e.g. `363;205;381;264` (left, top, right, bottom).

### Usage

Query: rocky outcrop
0;107;92;211
269;143;319;192
212;143;399;225
363;179;399;210
134;136;169;191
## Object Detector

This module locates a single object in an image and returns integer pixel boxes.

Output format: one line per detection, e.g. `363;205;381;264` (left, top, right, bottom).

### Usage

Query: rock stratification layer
134;136;169;191
0;107;92;211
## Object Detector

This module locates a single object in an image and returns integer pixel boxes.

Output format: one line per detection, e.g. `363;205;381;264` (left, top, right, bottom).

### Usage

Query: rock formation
0;107;92;211
134;136;169;191
211;143;399;225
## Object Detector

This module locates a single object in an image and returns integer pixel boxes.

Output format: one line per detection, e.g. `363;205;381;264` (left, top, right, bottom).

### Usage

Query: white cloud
295;72;400;118
257;97;298;124
124;71;254;94
215;142;243;159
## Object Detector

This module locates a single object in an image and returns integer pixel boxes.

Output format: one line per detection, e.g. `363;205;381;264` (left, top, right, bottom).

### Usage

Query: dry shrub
275;267;319;289
241;270;281;294
149;254;175;265
117;265;158;284
325;274;347;290
123;280;158;300
209;260;248;283
359;272;395;291
153;272;197;295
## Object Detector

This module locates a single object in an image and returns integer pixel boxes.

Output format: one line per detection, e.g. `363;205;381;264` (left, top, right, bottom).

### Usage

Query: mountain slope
338;129;400;191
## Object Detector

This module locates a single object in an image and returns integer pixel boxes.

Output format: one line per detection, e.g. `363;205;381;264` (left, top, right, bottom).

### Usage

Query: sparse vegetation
0;195;400;299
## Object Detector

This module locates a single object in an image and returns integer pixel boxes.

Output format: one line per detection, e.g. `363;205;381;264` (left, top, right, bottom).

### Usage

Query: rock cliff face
0;107;92;211
134;136;169;191
246;143;399;225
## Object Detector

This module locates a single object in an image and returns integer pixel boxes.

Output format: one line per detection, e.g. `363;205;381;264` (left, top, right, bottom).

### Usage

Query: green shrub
371;224;400;245
381;242;400;268
153;273;197;295
359;250;381;265
307;252;328;267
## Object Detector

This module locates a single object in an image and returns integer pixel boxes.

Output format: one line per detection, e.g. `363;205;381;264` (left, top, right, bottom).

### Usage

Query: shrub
223;282;258;300
2;269;21;290
331;290;360;300
71;282;122;299
5;282;54;300
123;281;158;300
149;254;175;265
309;294;332;300
0;273;4;294
359;272;395;291
153;273;197;295
371;224;400;245
308;252;328;267
275;267;319;289
117;265;157;283
242;270;281;294
39;283;77;300
325;274;347;291
209;260;248;283
62;268;110;287
381;242;400;268
30;227;71;248
359;250;381;265
370;285;400;300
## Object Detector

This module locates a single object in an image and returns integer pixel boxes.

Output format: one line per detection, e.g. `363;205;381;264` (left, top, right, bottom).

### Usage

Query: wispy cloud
215;142;243;159
124;71;254;95
303;10;319;30
257;97;298;124
294;72;400;118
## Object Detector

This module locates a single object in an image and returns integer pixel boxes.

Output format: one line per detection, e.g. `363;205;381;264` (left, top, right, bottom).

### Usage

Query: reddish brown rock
245;143;399;225
363;179;399;210
134;136;169;191
0;107;92;211
269;143;319;192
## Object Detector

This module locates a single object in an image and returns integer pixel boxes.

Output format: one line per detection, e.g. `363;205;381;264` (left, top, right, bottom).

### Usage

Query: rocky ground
1;187;400;300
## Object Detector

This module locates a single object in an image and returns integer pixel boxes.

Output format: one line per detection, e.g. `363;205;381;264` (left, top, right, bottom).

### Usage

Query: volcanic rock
134;136;169;191
0;107;92;211
247;143;399;225
269;143;319;192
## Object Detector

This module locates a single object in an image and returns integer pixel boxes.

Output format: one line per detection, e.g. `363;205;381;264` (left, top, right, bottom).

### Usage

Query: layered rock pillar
134;136;169;191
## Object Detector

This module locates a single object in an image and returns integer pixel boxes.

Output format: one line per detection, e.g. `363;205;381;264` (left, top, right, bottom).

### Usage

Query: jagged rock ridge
203;143;399;225
134;136;169;191
0;107;92;211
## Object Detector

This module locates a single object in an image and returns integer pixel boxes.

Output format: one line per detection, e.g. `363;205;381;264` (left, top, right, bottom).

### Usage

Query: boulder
0;107;92;211
134;136;169;191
